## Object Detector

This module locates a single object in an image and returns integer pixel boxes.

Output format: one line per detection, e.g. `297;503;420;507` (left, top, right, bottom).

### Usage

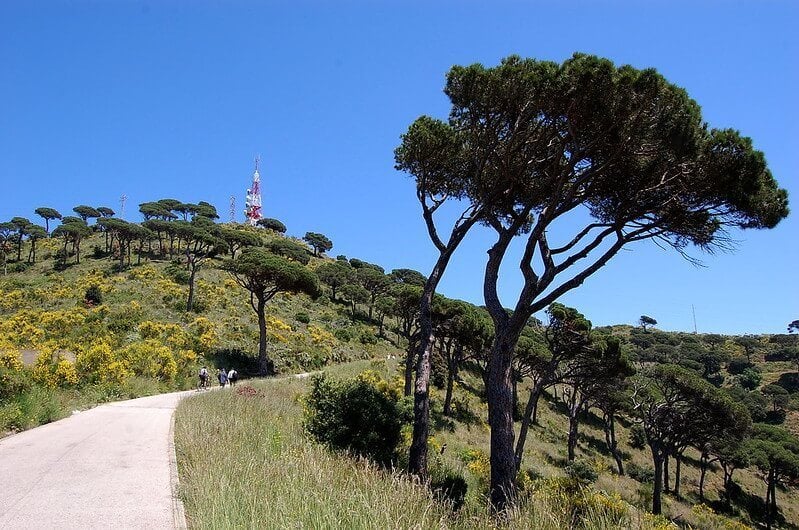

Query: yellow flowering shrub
75;269;115;294
32;353;78;388
137;320;190;350
0;311;45;347
267;316;292;343
156;279;184;300
0;289;25;311
460;448;491;485
188;317;218;352
126;264;160;281
308;325;337;355
118;340;178;381
54;359;79;386
0;349;23;370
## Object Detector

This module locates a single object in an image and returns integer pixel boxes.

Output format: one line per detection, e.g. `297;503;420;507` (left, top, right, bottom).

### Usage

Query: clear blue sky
1;1;796;334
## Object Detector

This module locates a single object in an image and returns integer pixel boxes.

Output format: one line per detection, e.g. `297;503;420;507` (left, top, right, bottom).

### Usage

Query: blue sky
1;1;796;334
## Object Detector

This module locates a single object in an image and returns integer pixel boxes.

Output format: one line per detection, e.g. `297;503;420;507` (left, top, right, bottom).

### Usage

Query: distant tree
195;201;219;220
515;303;589;466
218;227;261;259
73;205;101;223
747;424;799;529
738;367;763;390
734;335;760;361
762;384;789;414
348;258;384;272
266;239;311;265
340;282;369;318
389;268;427;287
390;284;423;395
562;336;634;462
0;222;16;274
632;364;747;515
257;218;287;233
25;225;47;264
639;315;658;331
315;261;355;300
139;202;177;221
60;216;85;225
10;217;31;262
34;207;62;234
356;266;391;319
52;221;92;264
173;219;227;312
789;320;799;334
224;248;320;375
96;207;115;218
303;232;333;257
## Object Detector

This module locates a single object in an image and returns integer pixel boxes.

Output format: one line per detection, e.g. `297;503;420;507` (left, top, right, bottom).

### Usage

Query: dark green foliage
72;205;101;222
627;462;655;484
389;268;427;287
206;348;260;378
629;424;647;450
295;312;310;324
639;315;657;331
256;217;287;233
218;227;261;259
349;258;383;272
315;261;355;300
333;328;354;342
565;459;599;484
303;373;406;466
303;232;333;256
728;356;754;375
266;239;311;265
430;467;468;510
738;367;762;390
165;262;190;285
34;207;62;233
84;285;103;306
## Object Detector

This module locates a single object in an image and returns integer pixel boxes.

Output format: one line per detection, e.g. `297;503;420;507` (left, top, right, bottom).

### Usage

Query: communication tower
229;195;236;223
244;156;263;226
120;194;127;220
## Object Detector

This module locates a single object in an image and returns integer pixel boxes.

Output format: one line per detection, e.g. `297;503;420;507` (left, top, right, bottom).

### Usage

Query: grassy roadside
174;361;663;530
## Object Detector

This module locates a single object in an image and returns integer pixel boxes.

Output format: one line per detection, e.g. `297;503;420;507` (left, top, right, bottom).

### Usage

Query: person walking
217;368;228;388
198;366;209;390
227;368;238;387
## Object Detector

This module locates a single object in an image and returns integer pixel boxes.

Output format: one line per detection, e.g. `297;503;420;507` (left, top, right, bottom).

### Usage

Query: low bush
627;462;655;484
303;372;407;466
295;312;310;324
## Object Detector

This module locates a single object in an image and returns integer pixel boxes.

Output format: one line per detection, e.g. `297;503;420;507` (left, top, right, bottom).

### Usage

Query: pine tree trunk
605;413;624;475
257;297;274;375
652;453;664;515
486;334;517;512
187;263;197;312
514;384;542;468
404;345;414;397
663;454;670;493
699;452;708;502
674;455;682;497
567;403;580;462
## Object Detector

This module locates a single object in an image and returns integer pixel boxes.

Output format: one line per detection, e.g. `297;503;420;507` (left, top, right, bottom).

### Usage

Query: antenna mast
120;194;128;220
229;195;236;223
692;304;698;334
244;156;263;226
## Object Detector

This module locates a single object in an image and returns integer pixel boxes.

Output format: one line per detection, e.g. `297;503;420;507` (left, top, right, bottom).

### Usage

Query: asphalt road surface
0;390;191;529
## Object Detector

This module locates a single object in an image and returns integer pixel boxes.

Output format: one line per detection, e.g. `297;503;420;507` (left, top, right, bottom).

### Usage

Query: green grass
174;361;666;530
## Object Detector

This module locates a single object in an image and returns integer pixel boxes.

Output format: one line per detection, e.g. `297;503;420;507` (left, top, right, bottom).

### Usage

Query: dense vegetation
3;53;797;529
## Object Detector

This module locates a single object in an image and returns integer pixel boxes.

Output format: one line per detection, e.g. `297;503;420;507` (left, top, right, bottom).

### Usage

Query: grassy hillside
2;218;798;529
0;229;401;434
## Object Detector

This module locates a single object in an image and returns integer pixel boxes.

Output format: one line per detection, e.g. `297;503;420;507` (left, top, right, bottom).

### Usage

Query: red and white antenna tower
244;156;263;226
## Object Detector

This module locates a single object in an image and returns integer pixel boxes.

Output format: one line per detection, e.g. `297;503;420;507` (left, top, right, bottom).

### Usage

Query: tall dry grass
174;370;665;529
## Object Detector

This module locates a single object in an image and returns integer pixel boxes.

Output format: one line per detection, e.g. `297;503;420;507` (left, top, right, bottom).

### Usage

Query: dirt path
0;390;193;529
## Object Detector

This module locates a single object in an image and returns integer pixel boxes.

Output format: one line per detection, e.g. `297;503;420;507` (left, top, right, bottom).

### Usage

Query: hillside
2;208;798;529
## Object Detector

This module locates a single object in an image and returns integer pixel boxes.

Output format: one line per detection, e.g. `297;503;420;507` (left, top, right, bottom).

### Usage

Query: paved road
0;390;192;529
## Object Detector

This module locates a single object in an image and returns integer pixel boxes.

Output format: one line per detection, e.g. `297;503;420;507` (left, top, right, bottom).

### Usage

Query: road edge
169;408;188;530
